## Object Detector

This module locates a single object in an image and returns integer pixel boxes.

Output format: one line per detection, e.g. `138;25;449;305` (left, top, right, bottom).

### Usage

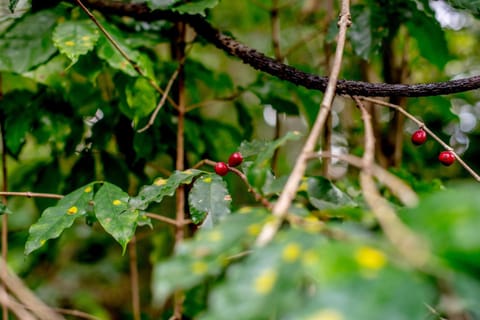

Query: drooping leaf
131;169;205;210
123;77;158;125
152;208;269;304
0;11;58;73
305;176;357;210
188;173;231;226
52;20;100;66
94;182;138;253
25;183;95;255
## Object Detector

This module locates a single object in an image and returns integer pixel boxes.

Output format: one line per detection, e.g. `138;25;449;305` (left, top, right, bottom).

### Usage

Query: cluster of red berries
411;128;455;166
214;152;244;176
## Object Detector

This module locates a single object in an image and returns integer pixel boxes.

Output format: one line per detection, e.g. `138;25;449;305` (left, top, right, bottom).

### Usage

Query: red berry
228;152;243;167
411;129;427;145
438;151;455;166
214;162;229;176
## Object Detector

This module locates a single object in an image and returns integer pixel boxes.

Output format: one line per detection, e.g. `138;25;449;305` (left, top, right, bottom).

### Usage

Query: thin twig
137;62;183;132
0;288;36;320
360;96;480;182
172;21;187;320
355;97;429;268
145;212;191;226
185;92;243;112
1;116;9;320
255;0;352;246
128;237;140;320
53;308;102;320
271;0;282;60
74;0;178;108
0;257;64;320
0;191;63;199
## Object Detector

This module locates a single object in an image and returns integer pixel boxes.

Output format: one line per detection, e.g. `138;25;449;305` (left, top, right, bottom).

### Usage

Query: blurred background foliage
1;0;480;319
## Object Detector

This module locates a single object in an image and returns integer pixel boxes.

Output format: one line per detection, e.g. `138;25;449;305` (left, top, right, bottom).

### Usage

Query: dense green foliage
1;0;480;319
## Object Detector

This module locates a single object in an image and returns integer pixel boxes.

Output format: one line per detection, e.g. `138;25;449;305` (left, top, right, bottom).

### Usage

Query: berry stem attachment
193;159;272;209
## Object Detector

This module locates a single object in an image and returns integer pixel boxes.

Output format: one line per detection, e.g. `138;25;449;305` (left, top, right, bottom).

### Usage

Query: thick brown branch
79;0;480;97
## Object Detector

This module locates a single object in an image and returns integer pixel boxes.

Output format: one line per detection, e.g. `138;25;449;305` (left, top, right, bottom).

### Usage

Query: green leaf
0;11;58;73
294;242;435;320
401;184;480;276
132;169;205;210
204;231;433;320
203;229;320;320
172;0;219;16
305;176;357;210
52;20;100;66
4;106;32;158
8;0;19;13
96;24;154;78
0;203;12;216
407;10;450;69
25;183;95;255
94;182;138;253
152;208;269;304
188;173;231;226
124;77;158;125
349;5;383;60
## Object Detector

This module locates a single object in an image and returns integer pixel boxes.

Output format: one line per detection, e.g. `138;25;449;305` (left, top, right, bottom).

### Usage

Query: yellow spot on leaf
302;249;318;266
203;176;212;183
207;231;222;242
304;216;324;233
81;36;90;41
306;309;344;320
154;178;167;186
282;243;301;262
247;224;261;236
238;207;252;214
67;206;78;215
40;239;46;246
191;261;208;275
112;199;122;206
355;246;387;271
84;186;92;193
183;169;193;174
65;41;75;47
298;178;308;192
254;268;277;295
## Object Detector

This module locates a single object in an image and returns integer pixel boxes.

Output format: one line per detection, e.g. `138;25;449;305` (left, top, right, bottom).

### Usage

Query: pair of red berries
411;129;455;166
214;152;244;176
